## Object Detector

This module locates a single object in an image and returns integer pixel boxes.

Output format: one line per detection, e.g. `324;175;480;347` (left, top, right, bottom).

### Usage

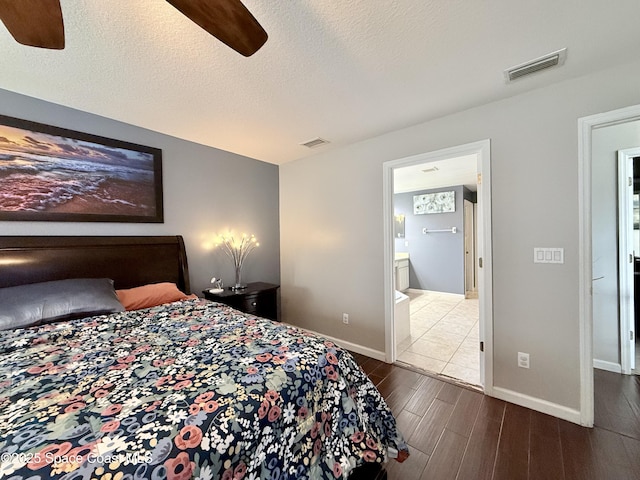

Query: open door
383;139;492;392
618;148;640;373
463;199;477;298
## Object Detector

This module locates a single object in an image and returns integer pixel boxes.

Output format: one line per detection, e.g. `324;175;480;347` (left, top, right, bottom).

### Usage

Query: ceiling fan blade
0;0;64;49
166;0;267;57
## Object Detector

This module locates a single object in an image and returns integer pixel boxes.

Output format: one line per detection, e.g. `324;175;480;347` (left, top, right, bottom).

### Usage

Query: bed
0;236;408;480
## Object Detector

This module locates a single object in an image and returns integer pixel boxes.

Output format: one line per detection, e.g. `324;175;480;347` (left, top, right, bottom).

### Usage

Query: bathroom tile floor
396;289;480;386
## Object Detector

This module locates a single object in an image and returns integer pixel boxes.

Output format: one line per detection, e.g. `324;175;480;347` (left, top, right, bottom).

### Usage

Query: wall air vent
421;166;439;173
504;48;567;83
300;137;330;148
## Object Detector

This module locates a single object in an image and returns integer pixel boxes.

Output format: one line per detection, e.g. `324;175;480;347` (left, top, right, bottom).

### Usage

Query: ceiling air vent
504;48;567;83
300;137;330;148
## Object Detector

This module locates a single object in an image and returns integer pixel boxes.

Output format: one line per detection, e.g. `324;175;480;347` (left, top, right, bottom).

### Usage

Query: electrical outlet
517;352;530;369
342;313;349;325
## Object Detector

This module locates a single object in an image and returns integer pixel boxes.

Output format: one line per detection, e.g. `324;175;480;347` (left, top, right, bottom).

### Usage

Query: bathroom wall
394;185;473;294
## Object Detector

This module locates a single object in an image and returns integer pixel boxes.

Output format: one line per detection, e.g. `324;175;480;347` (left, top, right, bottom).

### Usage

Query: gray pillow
0;278;125;331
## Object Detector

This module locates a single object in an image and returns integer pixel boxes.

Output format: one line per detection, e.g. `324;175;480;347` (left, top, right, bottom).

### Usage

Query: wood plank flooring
350;353;640;480
594;368;640;440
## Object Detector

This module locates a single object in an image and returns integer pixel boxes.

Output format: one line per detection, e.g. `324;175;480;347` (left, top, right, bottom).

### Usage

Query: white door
463;199;476;297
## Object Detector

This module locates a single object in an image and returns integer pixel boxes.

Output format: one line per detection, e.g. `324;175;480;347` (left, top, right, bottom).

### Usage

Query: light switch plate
533;247;564;264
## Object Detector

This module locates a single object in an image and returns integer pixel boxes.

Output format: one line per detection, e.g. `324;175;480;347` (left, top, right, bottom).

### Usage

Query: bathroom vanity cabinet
395;255;410;292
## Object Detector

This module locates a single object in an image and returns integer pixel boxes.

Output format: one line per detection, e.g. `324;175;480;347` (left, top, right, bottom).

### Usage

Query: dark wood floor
351;353;640;480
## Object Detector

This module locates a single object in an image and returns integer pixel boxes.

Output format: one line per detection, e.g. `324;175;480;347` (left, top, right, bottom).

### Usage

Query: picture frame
0;114;163;223
413;190;455;215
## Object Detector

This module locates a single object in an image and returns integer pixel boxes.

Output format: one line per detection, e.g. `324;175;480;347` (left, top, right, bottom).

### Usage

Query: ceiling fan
0;0;268;56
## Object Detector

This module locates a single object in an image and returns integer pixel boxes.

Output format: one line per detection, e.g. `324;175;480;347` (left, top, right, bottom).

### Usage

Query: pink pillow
116;282;194;311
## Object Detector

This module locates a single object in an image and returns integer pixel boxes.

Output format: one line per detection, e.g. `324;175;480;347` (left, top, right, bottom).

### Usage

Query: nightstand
203;282;279;321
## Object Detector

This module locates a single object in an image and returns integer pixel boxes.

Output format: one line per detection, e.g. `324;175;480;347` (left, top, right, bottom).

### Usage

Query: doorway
618;149;640;374
382;139;493;392
391;161;479;385
579;103;640;427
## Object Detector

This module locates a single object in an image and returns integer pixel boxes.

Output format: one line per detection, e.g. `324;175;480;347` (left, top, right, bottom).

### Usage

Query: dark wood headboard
0;236;190;293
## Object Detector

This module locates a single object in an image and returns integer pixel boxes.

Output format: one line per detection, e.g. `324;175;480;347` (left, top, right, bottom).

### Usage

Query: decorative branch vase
232;264;246;290
216;233;258;291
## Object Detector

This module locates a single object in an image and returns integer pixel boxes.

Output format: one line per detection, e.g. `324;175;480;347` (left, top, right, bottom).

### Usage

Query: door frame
578;103;640;427
618;147;640;373
382;139;493;392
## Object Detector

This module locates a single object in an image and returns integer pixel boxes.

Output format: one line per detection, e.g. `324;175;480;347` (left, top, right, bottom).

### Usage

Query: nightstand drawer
240;293;260;314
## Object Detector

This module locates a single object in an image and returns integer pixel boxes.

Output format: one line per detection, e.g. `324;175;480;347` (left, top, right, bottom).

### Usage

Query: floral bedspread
0;299;408;480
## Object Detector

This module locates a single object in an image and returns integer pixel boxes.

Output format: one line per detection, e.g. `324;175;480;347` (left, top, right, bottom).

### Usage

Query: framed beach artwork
0;114;163;223
413;190;455;215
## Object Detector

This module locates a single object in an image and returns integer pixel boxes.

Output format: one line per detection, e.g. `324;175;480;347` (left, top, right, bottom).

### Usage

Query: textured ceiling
1;0;639;165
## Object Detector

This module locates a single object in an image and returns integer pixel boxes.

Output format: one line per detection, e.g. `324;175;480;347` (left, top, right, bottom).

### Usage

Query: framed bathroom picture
413;190;455;215
0;114;163;223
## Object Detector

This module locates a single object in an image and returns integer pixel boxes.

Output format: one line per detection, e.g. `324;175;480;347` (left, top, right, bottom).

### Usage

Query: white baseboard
492;386;582;425
294;326;387;362
593;359;621;373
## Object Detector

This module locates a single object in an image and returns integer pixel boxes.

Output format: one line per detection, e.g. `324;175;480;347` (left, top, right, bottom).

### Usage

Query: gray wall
279;58;640;415
394;186;467;294
0;88;280;294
